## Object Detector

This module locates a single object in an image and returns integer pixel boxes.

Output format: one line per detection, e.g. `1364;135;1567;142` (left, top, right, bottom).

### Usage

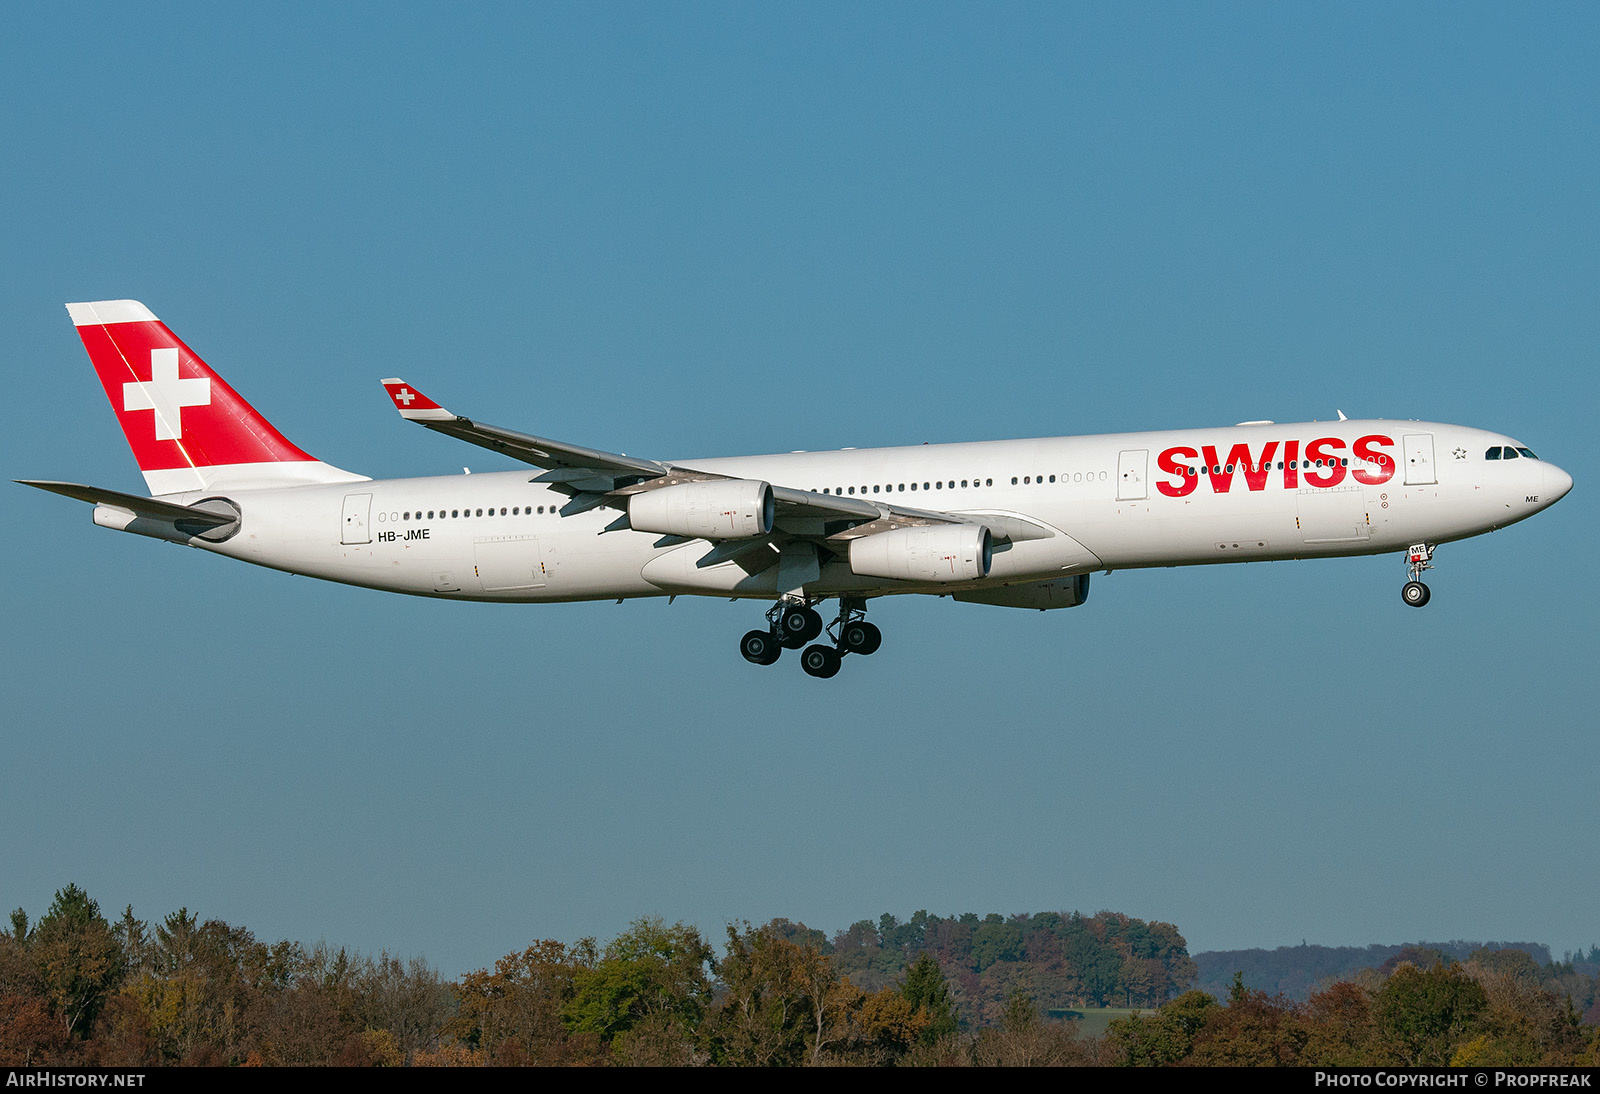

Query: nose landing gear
1401;543;1434;608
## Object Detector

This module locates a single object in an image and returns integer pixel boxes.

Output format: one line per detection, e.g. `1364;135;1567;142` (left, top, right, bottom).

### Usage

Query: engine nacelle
953;573;1090;610
849;524;992;583
629;479;774;540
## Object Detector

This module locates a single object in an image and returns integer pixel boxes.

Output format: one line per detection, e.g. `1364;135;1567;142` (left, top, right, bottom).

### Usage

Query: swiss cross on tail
124;348;211;441
65;300;363;495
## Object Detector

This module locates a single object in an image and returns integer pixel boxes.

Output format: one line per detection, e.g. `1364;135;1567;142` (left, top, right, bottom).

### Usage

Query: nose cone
1543;462;1573;507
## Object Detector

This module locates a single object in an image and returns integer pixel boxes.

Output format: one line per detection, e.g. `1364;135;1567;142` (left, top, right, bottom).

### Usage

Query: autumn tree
134;909;291;1064
350;952;455;1065
709;922;816;1066
449;938;597;1065
1185;974;1306;1066
969;987;1084;1066
1300;981;1381;1065
1451;952;1589;1066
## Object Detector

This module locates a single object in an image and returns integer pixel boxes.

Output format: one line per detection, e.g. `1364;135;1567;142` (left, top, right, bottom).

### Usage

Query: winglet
381;379;454;421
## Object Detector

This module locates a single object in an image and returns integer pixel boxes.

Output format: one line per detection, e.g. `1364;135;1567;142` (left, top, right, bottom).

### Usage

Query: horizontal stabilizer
17;480;237;528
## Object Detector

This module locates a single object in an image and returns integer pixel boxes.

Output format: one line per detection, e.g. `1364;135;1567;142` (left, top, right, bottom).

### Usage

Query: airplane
21;300;1573;679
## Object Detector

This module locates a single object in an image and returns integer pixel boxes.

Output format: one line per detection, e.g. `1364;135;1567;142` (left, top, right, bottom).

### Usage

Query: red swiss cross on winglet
380;378;452;421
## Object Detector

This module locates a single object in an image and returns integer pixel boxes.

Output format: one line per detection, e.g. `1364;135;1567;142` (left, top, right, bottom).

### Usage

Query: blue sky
3;3;1594;979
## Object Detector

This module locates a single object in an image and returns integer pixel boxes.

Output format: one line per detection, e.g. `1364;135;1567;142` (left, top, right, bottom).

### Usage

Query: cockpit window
1516;447;1538;459
1485;447;1502;460
1503;447;1520;460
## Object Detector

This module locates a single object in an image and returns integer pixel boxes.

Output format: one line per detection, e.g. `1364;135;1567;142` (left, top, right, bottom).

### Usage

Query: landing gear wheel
800;644;842;679
1401;581;1431;608
740;629;781;665
779;605;824;644
839;620;882;656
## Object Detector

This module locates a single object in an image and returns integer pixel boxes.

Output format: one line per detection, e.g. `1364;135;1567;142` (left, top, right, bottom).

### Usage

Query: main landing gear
1401;543;1434;608
740;596;881;678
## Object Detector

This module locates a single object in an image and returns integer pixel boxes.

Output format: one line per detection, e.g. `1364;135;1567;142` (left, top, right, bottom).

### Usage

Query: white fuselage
158;420;1568;605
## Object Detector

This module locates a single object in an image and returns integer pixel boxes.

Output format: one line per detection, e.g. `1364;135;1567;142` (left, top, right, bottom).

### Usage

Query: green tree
900;953;958;1044
32;885;123;1040
1372;961;1488;1066
1106;989;1217;1066
562;918;712;1062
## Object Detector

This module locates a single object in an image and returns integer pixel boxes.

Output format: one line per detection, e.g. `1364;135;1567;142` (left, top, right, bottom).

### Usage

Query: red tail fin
67;301;364;495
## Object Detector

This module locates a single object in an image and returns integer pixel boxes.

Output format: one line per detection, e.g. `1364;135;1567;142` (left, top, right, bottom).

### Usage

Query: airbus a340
22;301;1572;678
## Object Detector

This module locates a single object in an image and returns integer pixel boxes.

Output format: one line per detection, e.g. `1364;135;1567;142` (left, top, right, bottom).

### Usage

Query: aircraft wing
380;379;669;479
379;380;1055;546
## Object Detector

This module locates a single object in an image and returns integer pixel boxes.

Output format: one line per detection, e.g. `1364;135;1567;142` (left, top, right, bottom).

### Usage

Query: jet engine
629;479;774;539
849;524;992;583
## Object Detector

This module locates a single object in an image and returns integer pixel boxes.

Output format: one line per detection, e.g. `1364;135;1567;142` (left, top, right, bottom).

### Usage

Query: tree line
3;883;1596;1065
1107;949;1600;1067
1191;939;1600;1007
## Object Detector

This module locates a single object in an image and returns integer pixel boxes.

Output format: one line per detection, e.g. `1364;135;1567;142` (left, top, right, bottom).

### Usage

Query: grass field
1054;1007;1152;1041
